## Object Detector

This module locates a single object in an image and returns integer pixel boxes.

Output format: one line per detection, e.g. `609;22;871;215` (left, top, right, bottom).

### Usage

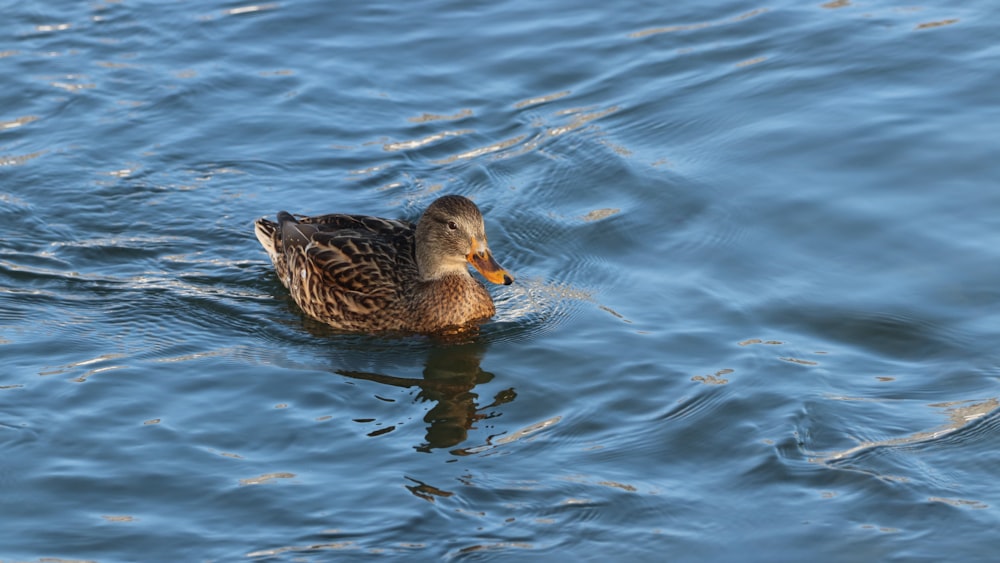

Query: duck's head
415;195;514;285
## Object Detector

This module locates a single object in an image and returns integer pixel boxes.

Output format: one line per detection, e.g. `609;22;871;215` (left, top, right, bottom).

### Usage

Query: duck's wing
279;213;418;315
305;228;415;295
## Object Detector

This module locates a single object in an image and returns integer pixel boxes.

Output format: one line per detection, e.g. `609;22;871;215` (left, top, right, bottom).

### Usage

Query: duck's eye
447;220;458;231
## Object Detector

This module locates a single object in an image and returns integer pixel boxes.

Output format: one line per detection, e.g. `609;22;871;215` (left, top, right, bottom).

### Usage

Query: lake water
3;0;999;561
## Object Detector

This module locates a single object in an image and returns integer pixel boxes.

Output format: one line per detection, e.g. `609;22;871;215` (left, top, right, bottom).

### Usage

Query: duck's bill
468;248;514;285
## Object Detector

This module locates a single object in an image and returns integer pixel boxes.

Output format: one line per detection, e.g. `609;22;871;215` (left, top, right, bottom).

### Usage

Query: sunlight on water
809;398;998;464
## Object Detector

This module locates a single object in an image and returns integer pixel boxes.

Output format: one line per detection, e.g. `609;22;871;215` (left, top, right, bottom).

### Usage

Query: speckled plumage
254;195;513;334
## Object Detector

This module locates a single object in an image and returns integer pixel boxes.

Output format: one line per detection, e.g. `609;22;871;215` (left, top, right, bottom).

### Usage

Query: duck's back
255;213;421;331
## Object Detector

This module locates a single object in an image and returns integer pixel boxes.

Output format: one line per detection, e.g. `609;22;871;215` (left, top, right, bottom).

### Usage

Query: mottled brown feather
253;196;511;334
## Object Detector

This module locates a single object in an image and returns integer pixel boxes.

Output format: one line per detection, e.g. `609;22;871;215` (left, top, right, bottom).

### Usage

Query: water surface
2;0;1000;561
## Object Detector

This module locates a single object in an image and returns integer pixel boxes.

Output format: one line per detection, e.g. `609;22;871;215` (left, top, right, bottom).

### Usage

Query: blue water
3;0;1000;561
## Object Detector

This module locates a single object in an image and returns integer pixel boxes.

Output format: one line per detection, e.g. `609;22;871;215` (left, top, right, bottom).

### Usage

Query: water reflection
337;341;516;452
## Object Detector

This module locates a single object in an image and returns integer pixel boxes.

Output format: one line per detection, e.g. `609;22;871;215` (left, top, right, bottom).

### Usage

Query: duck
254;195;514;333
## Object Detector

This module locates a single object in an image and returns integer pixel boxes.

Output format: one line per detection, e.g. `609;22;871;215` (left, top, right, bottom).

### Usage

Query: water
3;0;999;560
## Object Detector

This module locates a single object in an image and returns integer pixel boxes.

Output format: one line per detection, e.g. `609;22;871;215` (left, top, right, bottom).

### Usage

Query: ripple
814;398;999;465
656;385;733;424
408;109;474;123
382;129;475;152
447;542;536;560
915;19;960;31
768;307;977;363
487;277;594;343
454;415;562;456
246;543;360;558
38;353;128;382
0;115;39;130
0;150;46;167
239;472;296;486
513;90;571;109
790;394;1000;504
628;7;769;38
221;4;279;17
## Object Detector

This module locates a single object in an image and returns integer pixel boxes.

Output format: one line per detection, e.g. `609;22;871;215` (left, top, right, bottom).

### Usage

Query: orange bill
467;238;514;285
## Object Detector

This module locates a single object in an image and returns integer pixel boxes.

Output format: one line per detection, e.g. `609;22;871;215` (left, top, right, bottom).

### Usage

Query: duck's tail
254;214;289;286
254;216;279;257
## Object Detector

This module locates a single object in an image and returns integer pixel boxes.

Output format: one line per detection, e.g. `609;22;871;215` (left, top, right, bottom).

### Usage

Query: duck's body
254;195;513;334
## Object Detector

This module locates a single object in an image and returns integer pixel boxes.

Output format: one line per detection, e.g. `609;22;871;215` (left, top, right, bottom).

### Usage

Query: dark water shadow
333;338;517;453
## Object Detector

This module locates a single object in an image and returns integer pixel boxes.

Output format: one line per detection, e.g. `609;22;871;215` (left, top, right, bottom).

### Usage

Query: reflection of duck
254;195;514;333
339;342;516;450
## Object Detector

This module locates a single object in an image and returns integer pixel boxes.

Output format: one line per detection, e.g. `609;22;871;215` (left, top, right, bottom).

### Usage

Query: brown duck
254;195;514;333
